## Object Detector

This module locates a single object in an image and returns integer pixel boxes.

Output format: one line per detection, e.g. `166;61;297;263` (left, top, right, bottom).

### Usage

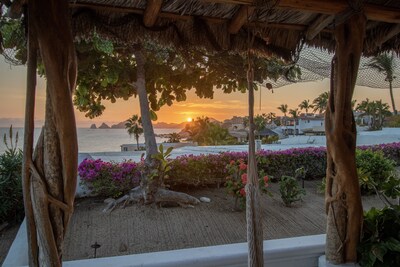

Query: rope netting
266;47;400;89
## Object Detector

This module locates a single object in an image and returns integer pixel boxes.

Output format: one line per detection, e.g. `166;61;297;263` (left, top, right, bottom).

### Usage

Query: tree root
103;187;200;213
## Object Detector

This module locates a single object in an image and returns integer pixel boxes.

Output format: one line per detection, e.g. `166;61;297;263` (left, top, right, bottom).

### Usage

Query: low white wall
3;219;325;267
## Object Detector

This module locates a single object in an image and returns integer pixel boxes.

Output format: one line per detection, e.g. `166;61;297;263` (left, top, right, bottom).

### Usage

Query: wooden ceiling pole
23;5;39;266
143;0;163;27
228;5;255;34
305;14;334;40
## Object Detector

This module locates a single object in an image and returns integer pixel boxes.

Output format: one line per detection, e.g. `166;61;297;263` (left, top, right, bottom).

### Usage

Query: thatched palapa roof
68;0;400;60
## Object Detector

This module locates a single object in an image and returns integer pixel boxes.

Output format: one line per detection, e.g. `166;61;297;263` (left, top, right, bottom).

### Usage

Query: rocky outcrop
111;121;127;129
98;123;110;129
89;124;97;129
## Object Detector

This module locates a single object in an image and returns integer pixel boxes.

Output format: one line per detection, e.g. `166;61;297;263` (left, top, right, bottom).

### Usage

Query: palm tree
125;114;144;150
277;104;288;128
167;132;181;143
356;99;391;130
265;112;276;124
367;53;397;115
375;100;392;129
298;99;313;114
356;98;373;127
277;104;288;117
289;108;300;136
313;92;329;114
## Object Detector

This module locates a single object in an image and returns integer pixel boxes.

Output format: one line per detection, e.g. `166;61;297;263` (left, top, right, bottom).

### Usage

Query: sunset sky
0;57;399;128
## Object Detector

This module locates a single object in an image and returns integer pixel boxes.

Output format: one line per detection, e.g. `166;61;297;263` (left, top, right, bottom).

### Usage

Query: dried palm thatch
68;0;400;61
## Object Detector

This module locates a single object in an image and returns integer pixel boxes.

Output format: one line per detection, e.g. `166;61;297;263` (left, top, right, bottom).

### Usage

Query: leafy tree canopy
73;34;301;119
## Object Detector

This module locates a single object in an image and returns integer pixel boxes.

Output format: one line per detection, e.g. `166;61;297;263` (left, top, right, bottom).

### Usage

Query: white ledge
3;219;325;267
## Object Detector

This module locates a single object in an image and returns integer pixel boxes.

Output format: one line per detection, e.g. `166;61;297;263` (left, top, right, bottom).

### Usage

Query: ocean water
0;127;181;154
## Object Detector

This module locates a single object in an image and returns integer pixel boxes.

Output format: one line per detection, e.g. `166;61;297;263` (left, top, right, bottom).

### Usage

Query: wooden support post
246;59;263;267
26;0;78;265
23;7;39;266
143;0;163;27
325;12;366;264
228;5;255;34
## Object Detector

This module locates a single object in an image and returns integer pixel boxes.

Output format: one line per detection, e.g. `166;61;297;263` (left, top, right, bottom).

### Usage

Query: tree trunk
133;47;160;204
325;13;365;264
25;0;78;265
135;135;140;150
389;80;397;115
112;46;199;209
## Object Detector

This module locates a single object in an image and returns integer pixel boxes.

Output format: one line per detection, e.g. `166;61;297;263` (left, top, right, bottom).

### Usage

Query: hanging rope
245;5;264;267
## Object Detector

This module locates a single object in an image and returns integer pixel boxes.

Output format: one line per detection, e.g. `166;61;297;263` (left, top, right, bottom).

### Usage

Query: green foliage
384;114;400;127
0;126;24;224
298;99;313;114
279;175;305;207
356;149;396;194
151;144;173;185
294;166;306;180
0;15;26;63
316;177;326;194
358;206;400;267
185;117;237;146
356;99;392;130
254;114;267;134
167;132;181;143
312;92;329;114
125;114;143;150
225;159;271;209
73;32;301;119
262;135;279;144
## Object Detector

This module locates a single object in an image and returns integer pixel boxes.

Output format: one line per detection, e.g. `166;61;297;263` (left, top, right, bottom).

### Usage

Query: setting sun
187;117;193;122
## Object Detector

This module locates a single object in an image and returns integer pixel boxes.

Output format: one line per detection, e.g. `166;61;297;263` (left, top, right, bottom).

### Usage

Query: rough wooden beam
228;5;255;34
143;0;163;27
206;0;400;23
71;0;400;26
364;4;400;24
306;14;334;40
377;23;400;46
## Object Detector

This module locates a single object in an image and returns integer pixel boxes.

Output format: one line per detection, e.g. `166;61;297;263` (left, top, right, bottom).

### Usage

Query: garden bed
62;180;388;261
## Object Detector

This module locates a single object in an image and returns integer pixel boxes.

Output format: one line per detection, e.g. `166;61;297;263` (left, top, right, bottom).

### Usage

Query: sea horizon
0;127;182;154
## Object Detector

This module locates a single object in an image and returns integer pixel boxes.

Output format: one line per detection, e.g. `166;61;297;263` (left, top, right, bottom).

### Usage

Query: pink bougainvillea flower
240;188;246;196
239;163;247;170
230;160;235;165
241;173;247;184
263;176;269;183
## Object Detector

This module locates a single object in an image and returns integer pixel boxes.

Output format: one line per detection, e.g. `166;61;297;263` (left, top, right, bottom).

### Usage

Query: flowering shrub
358;142;400;165
78;159;141;197
225;159;270;209
78;143;400;198
257;147;327;180
167;152;247;187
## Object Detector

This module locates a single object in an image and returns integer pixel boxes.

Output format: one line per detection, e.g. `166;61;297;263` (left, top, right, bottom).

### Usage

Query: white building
284;114;325;135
